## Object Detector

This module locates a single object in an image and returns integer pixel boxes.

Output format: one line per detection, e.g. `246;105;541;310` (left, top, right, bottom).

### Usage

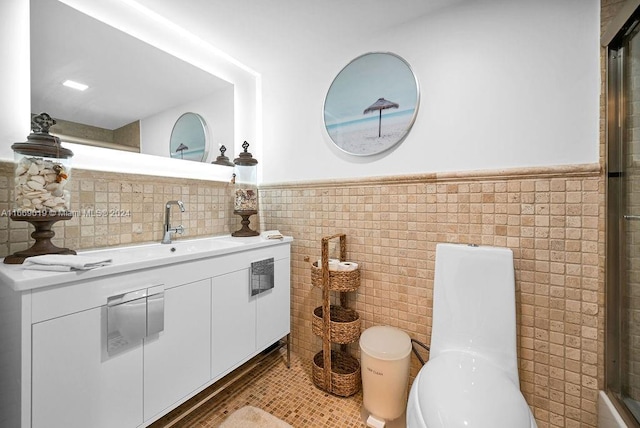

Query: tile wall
0;159;606;428
0;161;244;257
259;165;605;428
0;157;607;428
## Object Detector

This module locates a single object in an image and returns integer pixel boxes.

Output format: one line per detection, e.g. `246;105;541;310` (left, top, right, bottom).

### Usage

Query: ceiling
31;0;233;130
131;0;459;72
31;0;458;131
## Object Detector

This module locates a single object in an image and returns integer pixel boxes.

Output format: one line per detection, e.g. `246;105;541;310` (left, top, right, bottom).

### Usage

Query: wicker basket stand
311;233;361;397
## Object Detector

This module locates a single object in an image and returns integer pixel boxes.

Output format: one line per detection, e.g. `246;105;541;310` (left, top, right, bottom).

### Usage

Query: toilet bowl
406;243;537;428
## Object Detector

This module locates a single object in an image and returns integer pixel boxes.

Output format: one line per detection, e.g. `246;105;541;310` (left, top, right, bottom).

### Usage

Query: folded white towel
261;230;284;240
23;254;113;271
22;264;79;272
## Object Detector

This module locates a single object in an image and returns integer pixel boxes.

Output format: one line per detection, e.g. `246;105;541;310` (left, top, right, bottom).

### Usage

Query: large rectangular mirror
30;0;235;162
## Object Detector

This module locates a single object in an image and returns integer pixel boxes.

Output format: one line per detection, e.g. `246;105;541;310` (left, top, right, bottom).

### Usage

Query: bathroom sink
167;236;245;254
84;236;246;264
0;234;291;292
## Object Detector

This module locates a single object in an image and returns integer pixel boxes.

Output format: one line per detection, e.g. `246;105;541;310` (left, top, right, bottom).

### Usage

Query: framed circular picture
170;112;209;162
324;52;419;156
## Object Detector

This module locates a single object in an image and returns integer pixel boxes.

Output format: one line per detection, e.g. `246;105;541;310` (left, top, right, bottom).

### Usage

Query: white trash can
360;325;412;428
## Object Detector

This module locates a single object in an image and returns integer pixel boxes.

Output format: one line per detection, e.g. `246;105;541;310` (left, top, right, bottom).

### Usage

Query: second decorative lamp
232;141;259;237
5;113;76;264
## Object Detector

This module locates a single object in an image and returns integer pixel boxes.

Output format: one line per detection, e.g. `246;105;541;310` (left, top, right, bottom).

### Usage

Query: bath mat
219;406;292;428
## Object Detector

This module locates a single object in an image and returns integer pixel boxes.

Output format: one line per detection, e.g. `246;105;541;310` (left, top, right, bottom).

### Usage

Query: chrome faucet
162;200;185;244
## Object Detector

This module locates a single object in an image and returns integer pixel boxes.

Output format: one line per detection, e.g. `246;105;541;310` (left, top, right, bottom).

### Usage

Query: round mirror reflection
170;112;209;162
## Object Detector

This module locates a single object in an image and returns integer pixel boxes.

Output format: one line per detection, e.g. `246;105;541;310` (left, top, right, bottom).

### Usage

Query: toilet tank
429;243;519;383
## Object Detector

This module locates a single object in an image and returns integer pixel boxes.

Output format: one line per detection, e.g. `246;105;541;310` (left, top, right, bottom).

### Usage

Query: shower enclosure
606;2;640;426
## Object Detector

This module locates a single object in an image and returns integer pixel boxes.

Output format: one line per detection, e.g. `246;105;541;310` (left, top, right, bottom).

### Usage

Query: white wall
0;0;30;153
259;0;601;184
2;0;599;184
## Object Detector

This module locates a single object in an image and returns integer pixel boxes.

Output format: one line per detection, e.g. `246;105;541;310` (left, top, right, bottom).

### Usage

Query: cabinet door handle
147;292;165;336
625;215;640;221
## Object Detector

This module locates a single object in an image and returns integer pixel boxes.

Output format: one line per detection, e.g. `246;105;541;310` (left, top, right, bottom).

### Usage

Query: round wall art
323;52;419;156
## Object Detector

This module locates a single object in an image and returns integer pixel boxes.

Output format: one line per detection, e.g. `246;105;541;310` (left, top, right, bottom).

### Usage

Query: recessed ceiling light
62;79;88;91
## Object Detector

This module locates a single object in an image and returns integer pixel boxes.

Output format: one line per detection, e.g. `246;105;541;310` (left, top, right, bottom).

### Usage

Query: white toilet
406;243;537;428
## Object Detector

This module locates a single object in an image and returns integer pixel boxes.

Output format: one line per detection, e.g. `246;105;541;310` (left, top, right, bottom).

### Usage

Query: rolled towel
22;254;112;271
317;258;340;271
337;261;358;271
261;230;284;240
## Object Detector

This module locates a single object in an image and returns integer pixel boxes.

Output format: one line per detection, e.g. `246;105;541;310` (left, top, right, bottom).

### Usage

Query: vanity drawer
31;271;164;323
150;243;291;288
30;242;291;323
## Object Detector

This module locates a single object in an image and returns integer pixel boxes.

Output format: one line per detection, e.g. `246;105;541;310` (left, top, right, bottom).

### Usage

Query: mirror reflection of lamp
175;143;189;159
211;145;235;167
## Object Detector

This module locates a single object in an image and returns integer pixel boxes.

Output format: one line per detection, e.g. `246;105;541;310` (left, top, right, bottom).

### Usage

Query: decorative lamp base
232;210;259;237
4;212;76;264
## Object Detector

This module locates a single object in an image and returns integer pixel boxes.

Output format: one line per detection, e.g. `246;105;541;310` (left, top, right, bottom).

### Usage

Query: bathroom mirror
30;0;234;162
170;113;209;161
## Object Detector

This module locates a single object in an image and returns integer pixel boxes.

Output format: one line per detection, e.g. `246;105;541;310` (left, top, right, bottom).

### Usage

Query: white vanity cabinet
211;256;291;379
143;278;212;420
32;305;144;428
256;258;291;350
0;237;291;428
212;269;257;378
28;273;161;428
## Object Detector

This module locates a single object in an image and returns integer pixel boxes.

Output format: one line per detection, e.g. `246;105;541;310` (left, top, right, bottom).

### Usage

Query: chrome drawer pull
107;287;165;356
250;258;275;296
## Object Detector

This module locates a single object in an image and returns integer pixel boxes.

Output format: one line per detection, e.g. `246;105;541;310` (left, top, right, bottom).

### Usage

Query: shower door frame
605;1;640;426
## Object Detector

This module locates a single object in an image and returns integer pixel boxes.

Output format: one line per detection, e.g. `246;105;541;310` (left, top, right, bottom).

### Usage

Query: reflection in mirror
30;0;234;161
170;113;209;161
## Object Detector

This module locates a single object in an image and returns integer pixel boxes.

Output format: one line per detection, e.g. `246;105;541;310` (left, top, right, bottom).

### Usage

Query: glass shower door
622;23;640;416
608;18;640;426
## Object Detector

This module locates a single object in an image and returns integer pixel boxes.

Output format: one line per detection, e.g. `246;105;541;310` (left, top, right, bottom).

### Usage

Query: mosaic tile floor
152;349;365;428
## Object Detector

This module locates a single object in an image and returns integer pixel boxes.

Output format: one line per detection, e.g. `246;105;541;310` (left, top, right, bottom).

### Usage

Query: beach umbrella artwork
175;143;189;159
363;97;399;137
324;52;419;155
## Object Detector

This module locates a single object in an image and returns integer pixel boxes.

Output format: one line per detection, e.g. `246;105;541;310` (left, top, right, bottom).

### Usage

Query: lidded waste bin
360;325;412;427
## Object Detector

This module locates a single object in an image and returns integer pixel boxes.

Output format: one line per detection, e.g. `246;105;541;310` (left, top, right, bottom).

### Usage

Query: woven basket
312;305;360;344
311;262;360;292
312;350;361;397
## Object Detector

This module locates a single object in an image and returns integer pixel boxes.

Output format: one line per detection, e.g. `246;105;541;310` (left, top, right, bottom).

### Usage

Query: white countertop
0;235;292;292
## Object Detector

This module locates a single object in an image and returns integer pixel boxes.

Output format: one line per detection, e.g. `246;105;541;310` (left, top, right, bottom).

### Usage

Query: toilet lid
416;351;532;427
